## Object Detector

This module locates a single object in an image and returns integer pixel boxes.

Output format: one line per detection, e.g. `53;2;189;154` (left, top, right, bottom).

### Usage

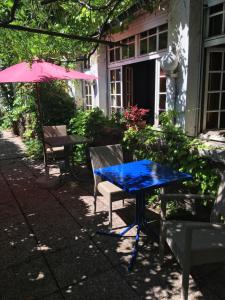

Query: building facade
83;0;225;143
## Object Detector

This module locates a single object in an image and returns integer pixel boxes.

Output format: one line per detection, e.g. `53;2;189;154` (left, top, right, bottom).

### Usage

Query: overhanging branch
41;0;119;11
1;0;20;25
0;23;126;47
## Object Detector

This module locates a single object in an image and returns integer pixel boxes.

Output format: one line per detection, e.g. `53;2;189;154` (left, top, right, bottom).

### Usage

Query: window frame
203;48;225;130
108;67;123;113
139;24;168;56
84;81;93;110
155;59;167;127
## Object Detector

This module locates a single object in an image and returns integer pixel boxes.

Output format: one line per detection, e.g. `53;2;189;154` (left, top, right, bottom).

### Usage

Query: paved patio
0;130;225;300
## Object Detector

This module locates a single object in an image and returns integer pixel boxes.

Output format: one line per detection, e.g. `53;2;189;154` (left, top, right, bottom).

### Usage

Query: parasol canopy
0;60;97;83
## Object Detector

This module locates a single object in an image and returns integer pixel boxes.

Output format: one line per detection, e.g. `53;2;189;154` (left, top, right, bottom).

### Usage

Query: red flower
123;105;149;130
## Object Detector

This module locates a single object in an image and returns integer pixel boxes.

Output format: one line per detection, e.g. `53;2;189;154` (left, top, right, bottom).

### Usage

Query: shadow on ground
0;133;225;299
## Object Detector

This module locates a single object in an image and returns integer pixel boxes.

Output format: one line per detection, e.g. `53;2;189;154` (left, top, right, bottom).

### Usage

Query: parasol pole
35;82;48;175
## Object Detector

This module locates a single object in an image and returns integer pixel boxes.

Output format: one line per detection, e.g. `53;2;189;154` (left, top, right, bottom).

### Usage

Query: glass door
123;66;133;108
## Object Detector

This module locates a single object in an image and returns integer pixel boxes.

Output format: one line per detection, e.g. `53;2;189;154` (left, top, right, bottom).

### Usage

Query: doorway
123;60;155;124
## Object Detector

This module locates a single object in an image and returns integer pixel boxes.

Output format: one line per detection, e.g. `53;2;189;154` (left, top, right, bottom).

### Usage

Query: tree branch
0;23;126;47
1;0;20;25
41;0;120;11
86;0;122;64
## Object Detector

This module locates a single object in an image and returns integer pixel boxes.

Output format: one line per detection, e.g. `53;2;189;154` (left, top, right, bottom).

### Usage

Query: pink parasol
0;60;97;169
0;60;97;83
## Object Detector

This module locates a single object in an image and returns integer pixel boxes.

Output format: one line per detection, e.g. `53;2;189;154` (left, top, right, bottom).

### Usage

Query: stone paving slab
62;269;140;300
1;232;40;270
40;291;64;300
44;239;113;289
0;256;59;300
0;130;25;160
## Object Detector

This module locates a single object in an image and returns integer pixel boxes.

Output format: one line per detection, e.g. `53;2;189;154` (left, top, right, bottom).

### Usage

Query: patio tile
45;239;112;288
1;230;40;270
0;214;31;242
119;256;181;299
0;257;58;300
25;206;76;229
0;201;21;221
93;234;149;268
191;264;225;300
39;291;64;300
34;222;87;253
62;269;140;300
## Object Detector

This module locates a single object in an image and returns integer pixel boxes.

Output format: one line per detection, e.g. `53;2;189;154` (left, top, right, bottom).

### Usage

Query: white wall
168;0;203;136
168;0;190;129
185;0;204;136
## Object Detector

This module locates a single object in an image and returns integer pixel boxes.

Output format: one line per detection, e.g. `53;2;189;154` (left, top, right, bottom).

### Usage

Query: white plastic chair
159;172;225;300
89;144;127;228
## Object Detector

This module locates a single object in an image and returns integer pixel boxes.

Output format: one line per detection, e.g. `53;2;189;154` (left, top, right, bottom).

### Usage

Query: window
155;60;167;127
140;24;168;55
158;68;167;119
109;45;121;63
109;69;122;113
204;49;225;130
121;36;135;59
207;3;225;37
85;82;92;110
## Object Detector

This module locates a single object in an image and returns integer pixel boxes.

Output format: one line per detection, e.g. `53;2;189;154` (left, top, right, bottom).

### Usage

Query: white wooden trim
108;50;166;69
203;48;225;130
155;59;160;127
108;67;123;113
121;66;124;110
204;50;211;130
206;0;225;7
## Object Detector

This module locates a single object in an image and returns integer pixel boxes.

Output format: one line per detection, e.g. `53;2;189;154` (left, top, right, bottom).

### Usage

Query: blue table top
95;159;192;194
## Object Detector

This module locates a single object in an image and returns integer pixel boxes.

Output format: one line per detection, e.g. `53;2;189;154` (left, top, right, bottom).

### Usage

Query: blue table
95;159;192;270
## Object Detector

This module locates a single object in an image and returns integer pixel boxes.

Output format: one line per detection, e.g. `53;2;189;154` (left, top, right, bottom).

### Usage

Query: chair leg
122;199;125;207
159;221;166;264
93;184;97;214
181;264;190;300
109;199;112;229
93;193;97;214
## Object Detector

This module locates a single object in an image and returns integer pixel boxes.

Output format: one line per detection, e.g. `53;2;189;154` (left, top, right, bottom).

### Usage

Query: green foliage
69;108;118;162
24;138;42;159
70;107;109;137
40;82;74;126
123;111;220;197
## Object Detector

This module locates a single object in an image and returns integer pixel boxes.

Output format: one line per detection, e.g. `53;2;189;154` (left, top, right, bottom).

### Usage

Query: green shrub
69;108;119;163
40;82;74;126
24;138;43;159
123;111;220;217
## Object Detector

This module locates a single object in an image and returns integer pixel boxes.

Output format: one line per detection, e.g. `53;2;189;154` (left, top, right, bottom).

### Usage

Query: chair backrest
89;144;123;186
43;125;67;138
211;171;225;223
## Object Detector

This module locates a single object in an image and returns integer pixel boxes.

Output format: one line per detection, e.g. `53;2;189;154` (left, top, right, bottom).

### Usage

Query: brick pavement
0;130;225;300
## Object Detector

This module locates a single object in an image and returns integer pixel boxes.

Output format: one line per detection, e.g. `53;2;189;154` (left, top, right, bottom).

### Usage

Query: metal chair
159;172;225;300
89;144;127;228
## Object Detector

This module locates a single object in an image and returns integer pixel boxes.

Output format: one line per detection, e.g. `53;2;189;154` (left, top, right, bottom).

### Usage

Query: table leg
64;145;71;171
129;191;145;269
97;191;146;271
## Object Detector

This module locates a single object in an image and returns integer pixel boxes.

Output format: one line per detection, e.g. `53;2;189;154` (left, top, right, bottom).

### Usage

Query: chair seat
97;181;126;200
165;221;225;266
46;146;64;153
